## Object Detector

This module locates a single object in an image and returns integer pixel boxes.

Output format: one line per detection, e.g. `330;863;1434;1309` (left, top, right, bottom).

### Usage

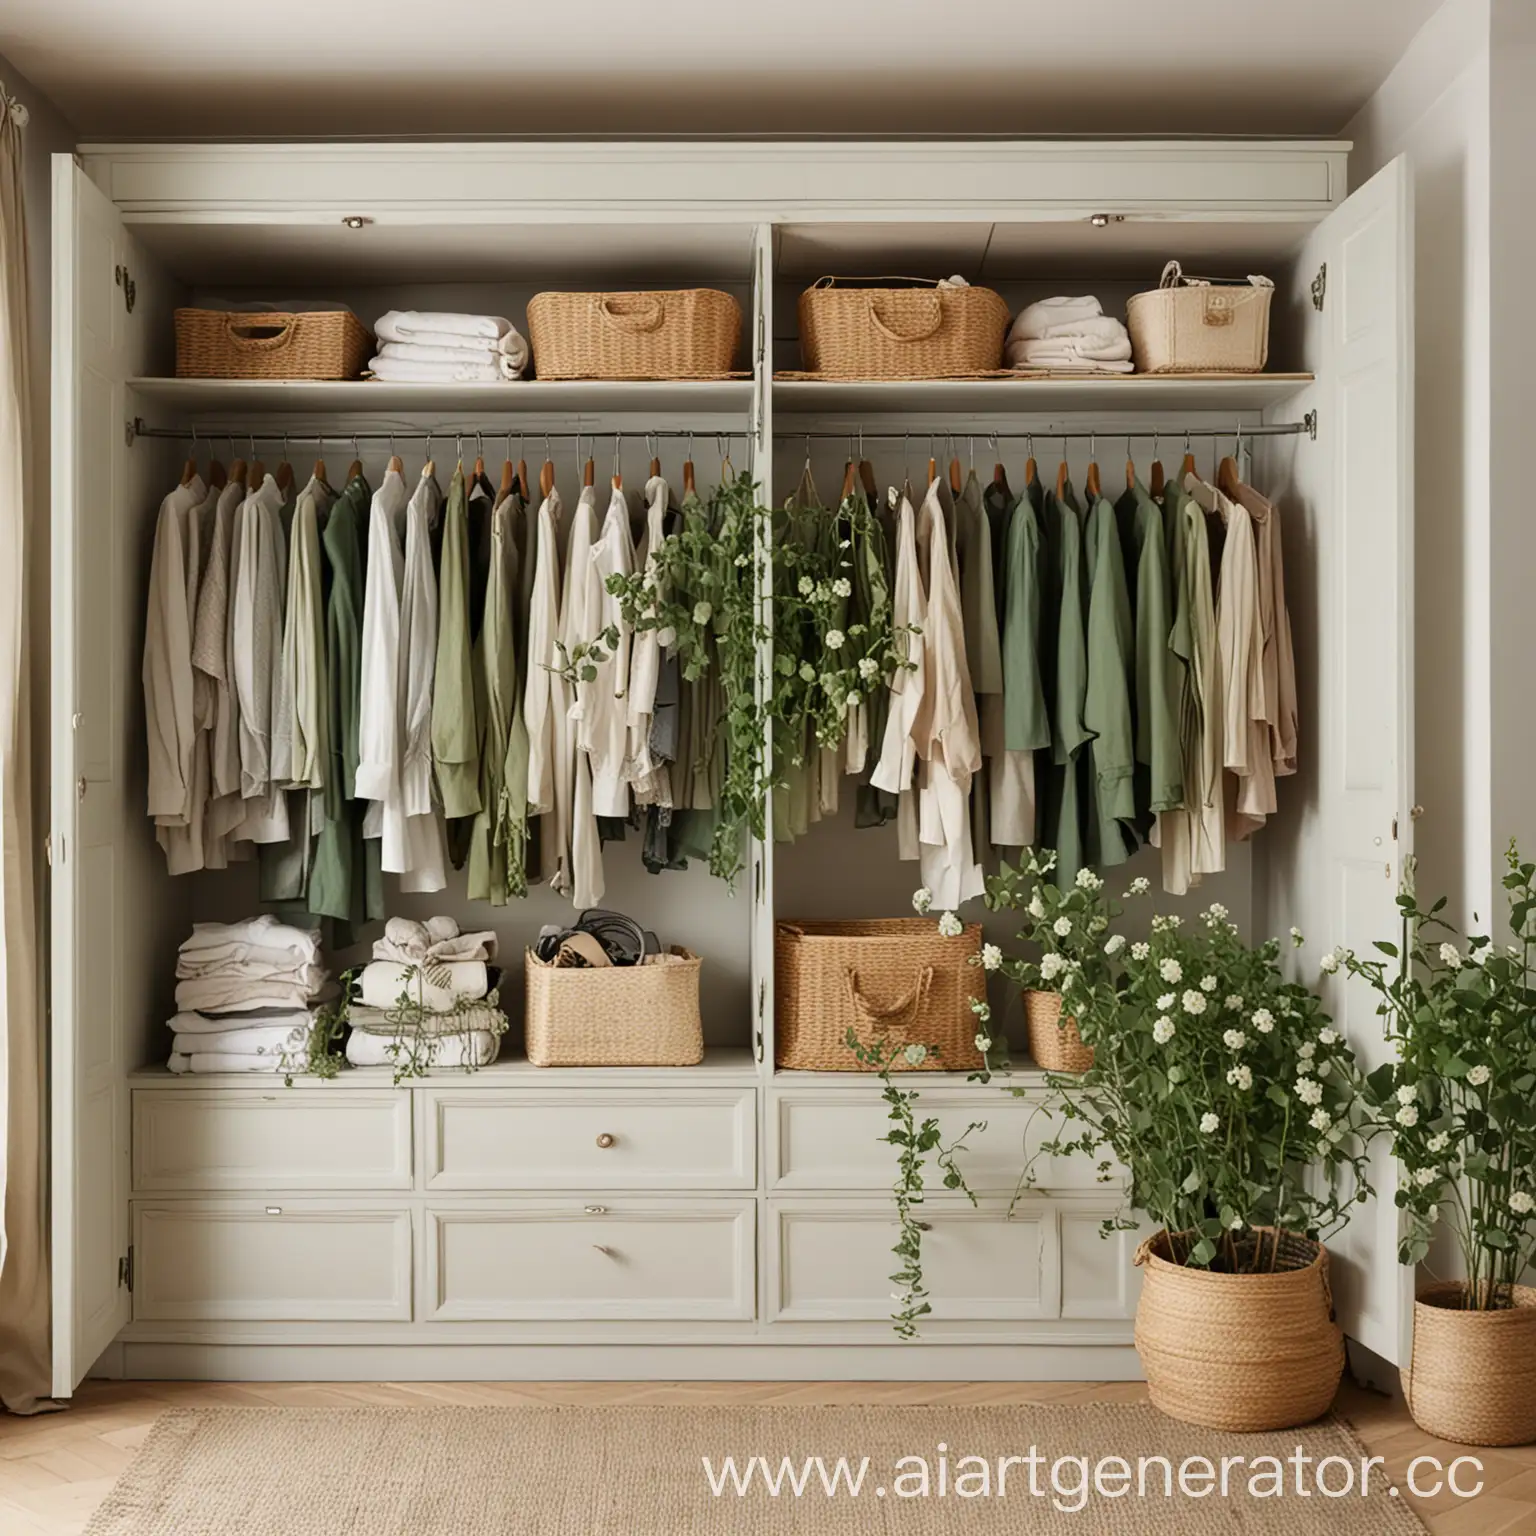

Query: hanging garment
356;466;409;866
667;484;723;863
913;479;984;908
1233;479;1299;794
1038;480;1091;886
627;474;673;805
850;489;898;829
581;485;636;820
871;490;925;858
398;468;449;891
996;472;1047;848
1082;492;1139;869
279;474;334;793
524;487;566;888
467;490;530;903
432;466;482;826
559;484;604;908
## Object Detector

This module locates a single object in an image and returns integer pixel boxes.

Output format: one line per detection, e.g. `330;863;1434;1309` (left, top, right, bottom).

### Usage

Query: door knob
596;1133;616;1149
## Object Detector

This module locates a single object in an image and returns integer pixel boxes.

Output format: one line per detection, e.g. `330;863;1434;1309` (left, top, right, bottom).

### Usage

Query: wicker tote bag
796;277;1009;379
1126;260;1274;373
524;947;703;1067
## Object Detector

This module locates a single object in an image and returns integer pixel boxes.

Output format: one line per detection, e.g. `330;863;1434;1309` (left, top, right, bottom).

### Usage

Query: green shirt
432;467;482;821
1083;493;1137;868
1002;474;1050;754
1040;481;1089;885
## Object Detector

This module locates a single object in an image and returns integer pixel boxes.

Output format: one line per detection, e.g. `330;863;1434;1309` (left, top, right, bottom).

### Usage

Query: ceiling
2;0;1440;140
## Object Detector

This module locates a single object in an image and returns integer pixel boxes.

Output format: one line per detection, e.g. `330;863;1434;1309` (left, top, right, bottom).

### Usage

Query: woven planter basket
797;278;1010;379
1133;1227;1344;1432
526;289;741;380
1024;988;1094;1072
524;947;703;1067
1404;1282;1536;1446
1126;261;1274;374
174;308;372;380
775;918;985;1071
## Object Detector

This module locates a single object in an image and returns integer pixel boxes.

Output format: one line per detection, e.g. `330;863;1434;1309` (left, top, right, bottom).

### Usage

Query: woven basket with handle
797;277;1009;379
1024;988;1094;1073
174;308;372;380
1133;1227;1343;1432
1126;260;1274;374
1404;1282;1536;1446
526;289;741;380
774;918;984;1071
524;947;703;1067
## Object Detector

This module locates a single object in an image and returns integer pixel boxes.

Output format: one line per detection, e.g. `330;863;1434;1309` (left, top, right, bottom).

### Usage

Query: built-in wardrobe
48;139;1413;1394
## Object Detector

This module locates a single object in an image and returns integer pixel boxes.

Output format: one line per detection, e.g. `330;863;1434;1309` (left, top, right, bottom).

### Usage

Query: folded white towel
358;960;489;1012
347;1001;507;1038
179;916;321;965
375;310;517;347
366;356;505;384
175;955;328;988
376;341;500;366
1009;296;1106;342
1006;336;1135;373
170;1023;310;1057
167;1051;296;1075
174;977;333;1013
345;1028;499;1070
373;915;498;966
1031;315;1129;347
168;1007;315;1036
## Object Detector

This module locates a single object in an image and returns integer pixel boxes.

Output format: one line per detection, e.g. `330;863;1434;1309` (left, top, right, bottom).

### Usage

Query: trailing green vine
281;966;355;1086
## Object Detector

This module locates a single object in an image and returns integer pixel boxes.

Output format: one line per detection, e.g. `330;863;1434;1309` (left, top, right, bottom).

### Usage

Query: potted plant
1335;842;1536;1447
1003;897;1376;1432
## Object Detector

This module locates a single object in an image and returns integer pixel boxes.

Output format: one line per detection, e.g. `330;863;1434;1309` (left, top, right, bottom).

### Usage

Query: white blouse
558;485;603;908
523;488;568;889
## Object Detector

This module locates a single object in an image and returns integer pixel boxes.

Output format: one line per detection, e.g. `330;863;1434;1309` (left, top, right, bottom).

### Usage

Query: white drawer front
133;1090;413;1192
425;1200;755;1321
132;1201;413;1322
772;1092;1116;1192
423;1090;756;1190
768;1200;1053;1322
1059;1206;1145;1321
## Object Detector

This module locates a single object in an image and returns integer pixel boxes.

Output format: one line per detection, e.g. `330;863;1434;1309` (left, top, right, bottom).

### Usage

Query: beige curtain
0;88;52;1414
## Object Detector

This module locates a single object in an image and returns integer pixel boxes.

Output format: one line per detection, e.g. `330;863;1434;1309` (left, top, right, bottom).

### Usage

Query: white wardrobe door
1261;153;1415;1367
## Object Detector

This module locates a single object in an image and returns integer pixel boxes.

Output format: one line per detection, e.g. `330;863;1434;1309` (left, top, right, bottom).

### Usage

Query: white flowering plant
1019;904;1375;1271
1335;844;1536;1309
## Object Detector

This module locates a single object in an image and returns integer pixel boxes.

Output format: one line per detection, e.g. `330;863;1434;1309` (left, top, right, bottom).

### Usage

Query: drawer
771;1091;1117;1192
422;1089;756;1191
133;1089;413;1192
424;1199;755;1321
131;1200;413;1322
767;1199;1053;1322
1060;1205;1145;1321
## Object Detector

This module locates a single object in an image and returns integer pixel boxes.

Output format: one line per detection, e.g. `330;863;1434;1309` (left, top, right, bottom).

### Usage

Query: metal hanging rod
128;419;738;447
774;413;1316;444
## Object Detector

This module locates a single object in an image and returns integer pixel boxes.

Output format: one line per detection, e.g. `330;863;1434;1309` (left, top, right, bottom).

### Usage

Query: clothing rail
775;415;1317;444
128;419;743;448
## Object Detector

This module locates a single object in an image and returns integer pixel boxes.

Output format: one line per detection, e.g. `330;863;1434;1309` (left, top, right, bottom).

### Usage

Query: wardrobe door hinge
118;1247;134;1293
114;264;136;314
1310;264;1327;312
755;980;765;1062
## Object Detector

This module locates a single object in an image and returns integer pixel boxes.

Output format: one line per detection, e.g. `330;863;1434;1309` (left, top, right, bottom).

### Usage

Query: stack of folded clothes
167;916;333;1074
345;916;508;1069
1004;296;1135;374
366;311;530;383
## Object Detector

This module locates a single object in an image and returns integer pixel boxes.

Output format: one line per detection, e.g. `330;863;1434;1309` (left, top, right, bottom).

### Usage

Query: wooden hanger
228;455;247;486
539;455;555;499
346;454;364;482
682;454;696;495
517;454;529;494
840;457;857;500
387;453;404;475
1180;441;1198;479
1217;453;1242;500
179;454;198;486
1023;444;1037;487
473;446;486;482
1149;458;1166;498
992;453;1010;495
313;456;328;485
275;460;294;493
858;458;879;501
927;454;938;485
500;455;516;495
1125;449;1136;492
1055;459;1069;499
947;454;963;496
583;455;595;489
207;455;226;490
649;452;662;478
1084;436;1101;500
249;457;266;486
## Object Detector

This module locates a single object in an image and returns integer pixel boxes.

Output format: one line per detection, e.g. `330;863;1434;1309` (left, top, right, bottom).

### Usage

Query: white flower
858;656;879;681
1467;1064;1491;1087
1511;1192;1535;1216
1223;1029;1247;1050
798;575;814;596
1290;926;1305;946
1427;1133;1450;1154
1295;1078;1324;1106
1027;894;1045;920
1414;1168;1439;1188
1075;869;1103;891
1319;950;1341;974
981;943;1003;971
1396;1104;1419;1127
1250;1007;1274;1031
969;998;991;1020
1310;1108;1332;1131
1053;916;1072;937
1439;943;1463;970
1200;975;1218;993
1206;902;1229;921
912;887;933;915
1227;1065;1253;1090
1229;1215;1245;1230
1224;995;1244;1011
1167;1064;1185;1084
1297;1041;1316;1060
974;1035;993;1054
1039;952;1067;982
1128;877;1151;896
1159;959;1183;984
1104;933;1126;955
1318;1028;1339;1045
1182;990;1207;1016
1152;1016;1176;1044
734;553;750;567
824;629;845;651
1131;942;1150;960
1199;1112;1220;1135
902;1043;928;1066
692;600;713;626
1157;992;1176;1011
799;661;816;682
936;911;963;938
1396;1085;1417;1106
832;577;852;598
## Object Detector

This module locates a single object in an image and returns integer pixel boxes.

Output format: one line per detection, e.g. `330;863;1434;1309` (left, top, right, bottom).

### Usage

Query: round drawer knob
596;1133;616;1149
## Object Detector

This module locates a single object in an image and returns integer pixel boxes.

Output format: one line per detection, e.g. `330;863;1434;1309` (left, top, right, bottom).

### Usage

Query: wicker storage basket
1024;989;1094;1073
1126;261;1274;374
1134;1227;1344;1432
775;918;985;1071
1404;1282;1536;1445
797;278;1010;379
524;947;704;1067
174;308;372;380
525;289;741;380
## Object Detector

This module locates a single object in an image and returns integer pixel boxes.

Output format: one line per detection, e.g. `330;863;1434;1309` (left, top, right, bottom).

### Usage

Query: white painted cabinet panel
133;1091;413;1192
768;1200;1054;1323
132;1202;413;1322
1058;1208;1144;1321
424;1201;755;1321
422;1090;755;1191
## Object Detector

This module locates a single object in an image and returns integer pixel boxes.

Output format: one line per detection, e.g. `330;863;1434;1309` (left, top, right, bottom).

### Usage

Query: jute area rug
84;1403;1427;1534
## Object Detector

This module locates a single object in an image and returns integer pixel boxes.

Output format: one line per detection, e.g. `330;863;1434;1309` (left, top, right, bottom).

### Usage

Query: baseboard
101;1342;1145;1384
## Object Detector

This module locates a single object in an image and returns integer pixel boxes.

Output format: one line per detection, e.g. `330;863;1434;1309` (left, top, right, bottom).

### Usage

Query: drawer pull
584;1205;608;1215
593;1244;616;1257
265;1206;283;1216
595;1133;616;1149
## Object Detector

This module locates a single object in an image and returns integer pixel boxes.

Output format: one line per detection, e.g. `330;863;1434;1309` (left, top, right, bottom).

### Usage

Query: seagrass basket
526;289;741;379
1405;1282;1536;1445
1134;1227;1343;1432
524;947;703;1067
174;308;371;380
1025;988;1094;1073
1126;260;1274;373
797;277;1009;379
775;918;985;1071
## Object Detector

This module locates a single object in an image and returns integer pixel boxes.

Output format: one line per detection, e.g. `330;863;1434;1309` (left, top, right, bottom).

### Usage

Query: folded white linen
358;960;489;1012
173;977;333;1012
1009;295;1105;342
372;330;530;375
1006;337;1135;373
1029;314;1129;347
366;355;504;384
374;310;517;346
179;916;321;964
372;915;498;966
168;1051;295;1074
168;1007;315;1036
175;955;328;988
377;341;499;366
345;1028;499;1069
347;1001;507;1038
170;1023;309;1057
497;353;525;382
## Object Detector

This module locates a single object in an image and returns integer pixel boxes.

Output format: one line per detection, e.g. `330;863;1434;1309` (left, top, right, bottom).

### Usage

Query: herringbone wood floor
1;1380;1533;1533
